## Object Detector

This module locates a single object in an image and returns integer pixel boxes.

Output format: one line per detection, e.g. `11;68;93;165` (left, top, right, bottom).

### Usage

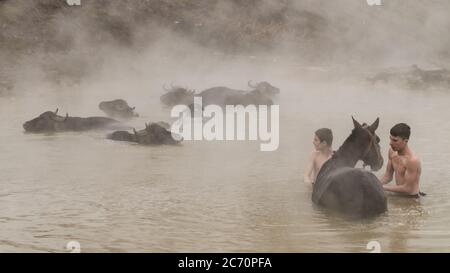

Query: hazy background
1;0;450;96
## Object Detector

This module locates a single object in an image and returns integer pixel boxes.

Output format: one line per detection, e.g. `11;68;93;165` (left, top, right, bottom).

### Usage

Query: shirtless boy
304;128;333;185
379;123;423;197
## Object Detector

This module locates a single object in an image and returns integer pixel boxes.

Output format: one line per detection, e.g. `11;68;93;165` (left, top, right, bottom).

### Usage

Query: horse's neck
314;133;362;192
329;136;360;169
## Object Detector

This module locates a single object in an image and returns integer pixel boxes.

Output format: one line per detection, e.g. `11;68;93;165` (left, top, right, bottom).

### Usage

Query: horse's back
313;167;387;217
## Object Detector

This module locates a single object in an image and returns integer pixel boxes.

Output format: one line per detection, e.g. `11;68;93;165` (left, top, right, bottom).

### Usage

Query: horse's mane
332;128;358;159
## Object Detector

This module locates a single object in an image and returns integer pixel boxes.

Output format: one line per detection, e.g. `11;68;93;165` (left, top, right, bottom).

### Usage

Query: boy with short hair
304;128;333;185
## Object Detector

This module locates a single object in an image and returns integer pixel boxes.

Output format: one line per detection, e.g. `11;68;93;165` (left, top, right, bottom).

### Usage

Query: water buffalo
107;122;181;145
160;85;196;107
23;109;120;133
312;117;387;219
160;81;279;107
367;65;450;90
247;80;280;97
99;99;139;119
200;87;274;106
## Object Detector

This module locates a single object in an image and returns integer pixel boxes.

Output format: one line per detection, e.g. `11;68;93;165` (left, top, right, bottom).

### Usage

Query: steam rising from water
1;0;450;97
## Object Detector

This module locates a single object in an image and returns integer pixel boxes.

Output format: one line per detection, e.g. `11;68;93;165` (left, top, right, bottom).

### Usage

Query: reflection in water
1;70;450;252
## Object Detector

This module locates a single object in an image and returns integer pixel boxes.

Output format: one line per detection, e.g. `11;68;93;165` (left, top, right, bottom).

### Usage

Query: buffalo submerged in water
23;109;120;133
107;122;182;145
367;65;450;90
160;81;280;108
99;99;139;119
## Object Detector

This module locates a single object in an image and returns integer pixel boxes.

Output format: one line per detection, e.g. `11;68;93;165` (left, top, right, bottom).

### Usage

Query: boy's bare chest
392;155;408;176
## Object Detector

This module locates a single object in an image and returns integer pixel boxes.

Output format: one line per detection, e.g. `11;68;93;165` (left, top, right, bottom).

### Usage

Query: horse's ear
352;116;362;128
368;117;380;132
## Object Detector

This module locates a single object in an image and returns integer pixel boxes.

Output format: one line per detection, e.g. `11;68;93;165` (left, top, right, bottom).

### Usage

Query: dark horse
312;117;387;218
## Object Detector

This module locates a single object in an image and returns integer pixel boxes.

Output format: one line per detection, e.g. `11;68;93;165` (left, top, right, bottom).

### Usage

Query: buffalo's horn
64;113;69;121
133;128;139;142
50;115;63;122
55;108;59;115
248;80;257;88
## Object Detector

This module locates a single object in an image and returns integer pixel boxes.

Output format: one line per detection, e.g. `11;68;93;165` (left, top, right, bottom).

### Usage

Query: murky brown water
1;66;449;252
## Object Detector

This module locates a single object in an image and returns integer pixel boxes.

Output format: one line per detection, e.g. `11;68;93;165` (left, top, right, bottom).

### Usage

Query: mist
1;0;450;98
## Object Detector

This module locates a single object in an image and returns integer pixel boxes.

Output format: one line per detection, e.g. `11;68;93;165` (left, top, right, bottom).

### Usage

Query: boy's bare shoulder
408;154;421;168
308;151;320;164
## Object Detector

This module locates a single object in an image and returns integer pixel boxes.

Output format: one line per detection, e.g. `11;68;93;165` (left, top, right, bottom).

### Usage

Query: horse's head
352;117;384;171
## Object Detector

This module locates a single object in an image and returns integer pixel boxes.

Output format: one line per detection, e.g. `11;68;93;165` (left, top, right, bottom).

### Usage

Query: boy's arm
303;152;316;184
379;149;394;184
383;159;420;194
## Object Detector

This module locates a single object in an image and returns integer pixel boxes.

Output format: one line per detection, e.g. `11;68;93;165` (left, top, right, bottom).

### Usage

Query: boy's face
389;135;408;151
313;134;327;151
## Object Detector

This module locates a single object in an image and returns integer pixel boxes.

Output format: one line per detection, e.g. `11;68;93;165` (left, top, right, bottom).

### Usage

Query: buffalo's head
130;122;181;145
160;84;195;106
23;109;69;133
248;81;280;97
99;99;138;118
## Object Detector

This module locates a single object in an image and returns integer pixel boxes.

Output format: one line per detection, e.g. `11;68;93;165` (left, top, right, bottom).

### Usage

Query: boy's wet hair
315;128;333;146
390;123;411;140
